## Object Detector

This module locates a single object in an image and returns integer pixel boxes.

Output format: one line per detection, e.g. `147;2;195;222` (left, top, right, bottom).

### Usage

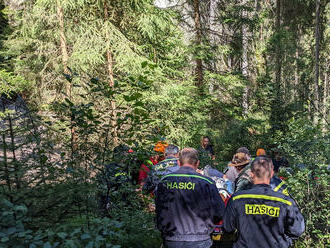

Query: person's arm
206;167;224;178
209;146;216;160
235;177;252;192
223;198;237;233
284;201;305;238
142;170;159;194
138;164;150;185
282;157;289;167
225;166;238;182
209;184;226;223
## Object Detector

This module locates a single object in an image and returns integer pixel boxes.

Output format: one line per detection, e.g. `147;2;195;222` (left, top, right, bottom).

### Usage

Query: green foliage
273;117;329;165
0;197;161;248
144;80;207;147
0;70;32;96
0;0;329;246
0;198;28;247
285;167;330;247
274;117;330;247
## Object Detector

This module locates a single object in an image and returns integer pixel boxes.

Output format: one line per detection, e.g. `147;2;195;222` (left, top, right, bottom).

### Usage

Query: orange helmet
154;141;168;153
256;148;266;156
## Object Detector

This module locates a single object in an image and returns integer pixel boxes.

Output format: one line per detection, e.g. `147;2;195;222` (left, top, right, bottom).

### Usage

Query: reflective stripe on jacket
142;157;179;194
224;184;305;248
155;166;225;242
270;175;289;196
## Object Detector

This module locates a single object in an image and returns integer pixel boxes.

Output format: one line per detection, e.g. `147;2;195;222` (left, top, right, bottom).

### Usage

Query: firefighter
96;145;132;215
155;148;225;248
224;156;305;248
138;141;168;185
142;144;180;194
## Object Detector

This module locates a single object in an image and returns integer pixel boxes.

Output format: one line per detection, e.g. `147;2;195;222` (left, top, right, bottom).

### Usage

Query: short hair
165;144;179;156
251;156;273;179
236;147;250;156
201;136;211;145
179;148;199;165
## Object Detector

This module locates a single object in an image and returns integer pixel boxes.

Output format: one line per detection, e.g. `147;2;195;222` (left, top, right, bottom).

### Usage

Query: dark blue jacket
155;166;225;242
142;157;179;194
270;176;289;196
224;184;305;248
153;157;180;176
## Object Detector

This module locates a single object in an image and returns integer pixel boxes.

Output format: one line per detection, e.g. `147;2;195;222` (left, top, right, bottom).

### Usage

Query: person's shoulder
197;174;217;185
257;186;297;206
172;169;217;185
231;185;290;202
237;167;251;180
157;172;204;190
185;170;216;185
231;187;254;197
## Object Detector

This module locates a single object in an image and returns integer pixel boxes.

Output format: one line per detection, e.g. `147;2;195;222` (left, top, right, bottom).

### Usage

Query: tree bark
193;0;203;90
242;0;249;117
314;0;321;124
1;103;11;190
208;0;217;94
56;0;69;78
8;116;20;189
322;60;328;132
294;26;300;101
104;1;118;147
275;0;282;98
56;0;77;155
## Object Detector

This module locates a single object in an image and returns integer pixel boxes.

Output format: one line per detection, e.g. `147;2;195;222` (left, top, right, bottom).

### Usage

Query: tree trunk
314;0;321;124
193;0;203;90
242;0;249;117
56;0;69;78
209;0;218;94
322;60;328;132
8;116;20;189
294;27;300;101
1;103;11;190
104;1;118;147
270;0;284;132
275;0;282;98
56;0;77;156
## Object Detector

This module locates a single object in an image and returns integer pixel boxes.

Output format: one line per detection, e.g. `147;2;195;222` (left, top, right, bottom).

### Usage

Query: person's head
250;156;274;184
201;136;211;148
236;147;251;159
272;148;281;160
113;144;130;158
179;148;200;170
256;148;266;157
229;152;251;172
152;141;168;163
165;144;179;158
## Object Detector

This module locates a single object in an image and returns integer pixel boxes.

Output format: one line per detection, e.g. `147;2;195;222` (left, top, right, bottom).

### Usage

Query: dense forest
0;0;329;247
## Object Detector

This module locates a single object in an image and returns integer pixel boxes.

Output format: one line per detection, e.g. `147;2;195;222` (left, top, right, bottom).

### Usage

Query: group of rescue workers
137;139;304;248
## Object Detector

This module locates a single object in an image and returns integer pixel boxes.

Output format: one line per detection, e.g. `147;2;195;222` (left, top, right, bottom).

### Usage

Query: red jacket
138;158;157;185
